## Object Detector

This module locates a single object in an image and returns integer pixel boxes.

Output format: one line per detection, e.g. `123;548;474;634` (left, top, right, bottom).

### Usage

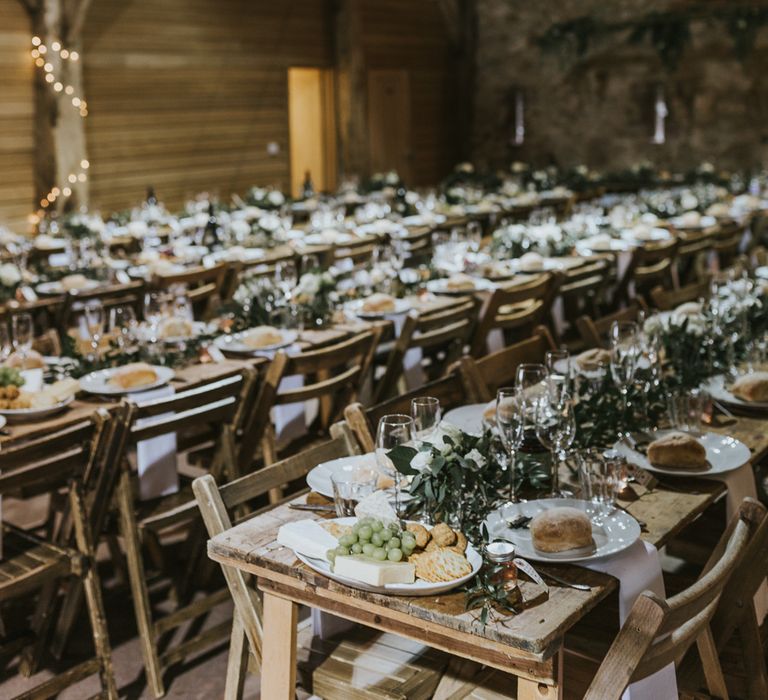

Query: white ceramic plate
669;215;717;230
295;517;482;596
507;257;585;273
213;329;298;355
306;453;414;503
0;395;73;422
613;429;751;477
558;354;650;379
425;278;496;295
36;280;101;295
703;374;768;411
442;404;489;437
79;365;175;395
484;498;641;563
576;238;633;254
755;266;768;280
346;298;411;319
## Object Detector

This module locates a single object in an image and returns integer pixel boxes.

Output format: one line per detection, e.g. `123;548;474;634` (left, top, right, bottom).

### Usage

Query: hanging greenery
537;5;768;70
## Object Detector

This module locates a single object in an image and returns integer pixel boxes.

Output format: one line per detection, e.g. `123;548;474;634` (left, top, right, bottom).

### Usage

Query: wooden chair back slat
128;373;245;418
575;300;645;349
129;397;239;442
650;278;711;310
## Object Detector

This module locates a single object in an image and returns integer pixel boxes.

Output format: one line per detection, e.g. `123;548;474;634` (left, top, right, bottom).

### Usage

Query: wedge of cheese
354;490;397;525
276;519;338;561
334;555;415;586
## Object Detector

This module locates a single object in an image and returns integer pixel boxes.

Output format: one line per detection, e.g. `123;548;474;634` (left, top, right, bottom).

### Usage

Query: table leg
261;591;298;699
518;653;562;700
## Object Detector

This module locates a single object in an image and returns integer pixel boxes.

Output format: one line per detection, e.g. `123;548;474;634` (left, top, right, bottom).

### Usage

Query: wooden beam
333;0;369;179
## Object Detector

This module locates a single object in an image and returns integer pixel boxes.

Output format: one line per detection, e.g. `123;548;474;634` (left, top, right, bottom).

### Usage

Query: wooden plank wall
361;0;460;187
0;1;35;232
81;0;333;214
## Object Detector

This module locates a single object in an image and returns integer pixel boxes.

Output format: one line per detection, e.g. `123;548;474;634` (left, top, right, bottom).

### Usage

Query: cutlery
505;515;532;529
712;399;735;419
289;503;336;513
537;569;592;591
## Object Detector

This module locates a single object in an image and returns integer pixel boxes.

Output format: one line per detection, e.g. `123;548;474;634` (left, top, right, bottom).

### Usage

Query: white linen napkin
134;385;178;501
586;540;678;700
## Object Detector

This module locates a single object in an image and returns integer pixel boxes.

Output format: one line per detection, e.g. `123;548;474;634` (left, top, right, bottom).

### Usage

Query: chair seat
0;527;73;602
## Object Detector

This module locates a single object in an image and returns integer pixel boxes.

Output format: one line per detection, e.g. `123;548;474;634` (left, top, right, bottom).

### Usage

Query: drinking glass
143;292;165;341
84;301;105;359
0;323;11;363
375;414;414;520
466;221;482;254
535;394;576;497
610;321;638;436
275;260;298;298
109;306;137;351
301;253;320;274
174;293;193;321
545;348;571;405
11;312;33;359
495;388;523;503
578;448;618;516
411;396;441;444
330;466;379;517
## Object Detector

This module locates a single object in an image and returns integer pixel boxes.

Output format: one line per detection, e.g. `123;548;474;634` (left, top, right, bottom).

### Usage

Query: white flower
511;161;528;173
228;220;251;239
296;272;320;297
127;221;149;238
0;263;21;288
250;187;266;201
411;450;434;472
575;164;588;175
465;448;486;469
267;190;285;206
385;170;399;184
258;214;281;232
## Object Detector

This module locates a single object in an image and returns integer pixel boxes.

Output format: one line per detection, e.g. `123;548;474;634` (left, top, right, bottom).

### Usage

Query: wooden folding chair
456;325;557;403
470;273;561;357
575;300;646;350
237;330;380;480
342;372;468;453
1;297;64;337
58;280;145;330
0;413;118;699
579;499;763;700
616;239;678;303
713;225;745;271
114;370;256;698
650;278;711;311
557;258;610;344
677;230;715;285
373;299;477;403
152;262;229;319
191;432;364;700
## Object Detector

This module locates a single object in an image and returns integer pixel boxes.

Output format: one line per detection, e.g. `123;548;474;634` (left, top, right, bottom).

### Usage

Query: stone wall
472;0;768;172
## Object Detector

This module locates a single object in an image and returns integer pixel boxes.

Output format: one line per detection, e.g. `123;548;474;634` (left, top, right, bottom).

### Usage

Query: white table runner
134;385;178;501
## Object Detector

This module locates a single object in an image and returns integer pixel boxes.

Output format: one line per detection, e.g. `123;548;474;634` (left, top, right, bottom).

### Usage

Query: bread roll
242;326;284;349
576;348;611;371
361;293;396;314
158;317;194;340
61;274;90;292
6;350;45;370
647;432;708;470
445;274;475;291
731;372;768;403
108;362;158;389
530;507;594;553
519;252;544;271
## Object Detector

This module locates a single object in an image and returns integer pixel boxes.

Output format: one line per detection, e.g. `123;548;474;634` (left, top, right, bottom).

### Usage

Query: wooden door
367;69;411;182
288;67;337;198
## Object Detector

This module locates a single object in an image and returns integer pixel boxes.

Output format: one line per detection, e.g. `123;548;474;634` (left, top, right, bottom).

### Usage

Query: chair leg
18;578;59;676
51;580;84;660
81;559;118;699
739;610;768;700
224;612;249;700
117;470;166;698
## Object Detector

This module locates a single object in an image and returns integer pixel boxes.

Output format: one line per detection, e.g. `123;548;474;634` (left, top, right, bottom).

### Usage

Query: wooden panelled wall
0;1;35;231
0;0;459;225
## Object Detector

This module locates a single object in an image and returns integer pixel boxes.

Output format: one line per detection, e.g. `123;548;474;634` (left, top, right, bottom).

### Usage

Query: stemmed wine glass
545;348;571;406
109;306;137;351
0;322;12;364
83;301;105;360
411;396;441;445
274;260;298;300
535;394;576;498
375;414;414;521
495;388;523;503
11;312;33;362
610;321;638;437
144;292;166;343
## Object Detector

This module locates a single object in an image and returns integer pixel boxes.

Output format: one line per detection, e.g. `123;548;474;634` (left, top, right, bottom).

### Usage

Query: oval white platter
294;517;481;596
484;498;641;564
213;329;298;355
703;374;768;411
306;453;414;503
346;298;412;318
614;429;751;477
0;395;73;422
79;365;175;395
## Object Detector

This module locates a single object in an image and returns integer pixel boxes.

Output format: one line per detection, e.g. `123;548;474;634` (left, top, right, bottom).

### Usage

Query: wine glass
301;253;320;274
466;221;482;255
0;322;11;363
375;414;414;521
411;397;441;445
545;348;571;406
495;388;523;503
83;301;105;359
274;260;298;299
516;362;547;448
109;306;137;351
174;293;193;321
11;312;33;360
535;394;576;498
143;292;165;342
610;321;638;437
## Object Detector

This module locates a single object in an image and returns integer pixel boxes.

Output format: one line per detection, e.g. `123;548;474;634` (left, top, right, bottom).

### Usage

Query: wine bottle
302;170;314;199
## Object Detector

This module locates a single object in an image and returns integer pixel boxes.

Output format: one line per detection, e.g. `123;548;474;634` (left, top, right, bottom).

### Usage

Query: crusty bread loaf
158;317;194;340
61;274;90;292
242;326;284;349
445;274;476;291
530;507;594;553
576;348;611;371
361;293;396;314
647;431;708;470
6;350;45;370
107;362;158;389
519;252;544;271
731;372;768;403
